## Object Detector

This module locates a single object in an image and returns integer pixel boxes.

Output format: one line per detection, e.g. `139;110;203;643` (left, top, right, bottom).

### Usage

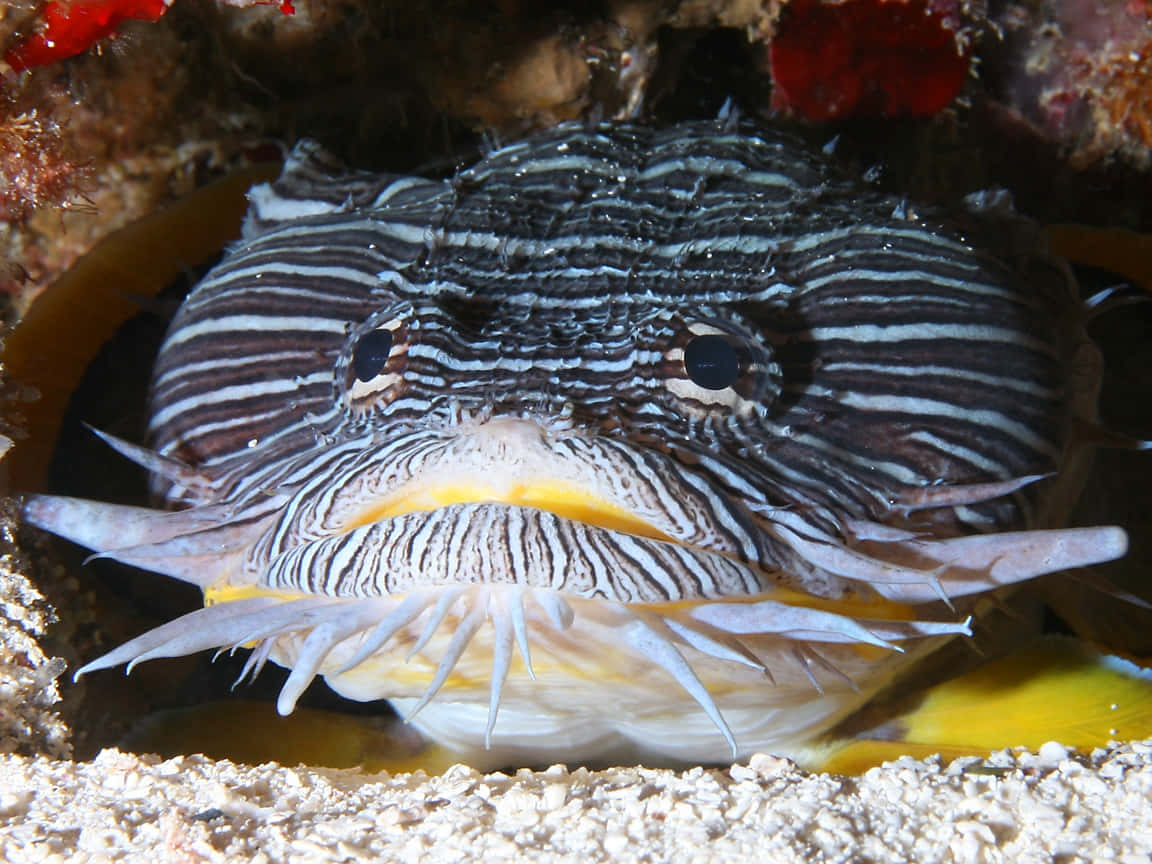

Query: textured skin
158;125;1066;525
24;120;1127;767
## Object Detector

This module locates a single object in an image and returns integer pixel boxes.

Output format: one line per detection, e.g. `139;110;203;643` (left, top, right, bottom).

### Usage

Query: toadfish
23;120;1130;768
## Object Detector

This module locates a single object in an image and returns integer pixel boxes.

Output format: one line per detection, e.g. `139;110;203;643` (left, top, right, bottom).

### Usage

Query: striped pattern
146;120;1075;606
30;120;1129;766
262;504;768;601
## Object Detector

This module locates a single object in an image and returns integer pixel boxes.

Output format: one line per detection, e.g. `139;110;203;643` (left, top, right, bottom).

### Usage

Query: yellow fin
1046;224;1152;295
815;638;1152;775
122;699;461;775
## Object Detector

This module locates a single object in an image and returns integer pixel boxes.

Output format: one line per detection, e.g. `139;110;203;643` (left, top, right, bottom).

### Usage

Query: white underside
297;597;949;769
391;691;861;769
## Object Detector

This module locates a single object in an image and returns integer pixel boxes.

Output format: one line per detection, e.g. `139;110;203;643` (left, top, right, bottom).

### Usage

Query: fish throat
24;120;1127;768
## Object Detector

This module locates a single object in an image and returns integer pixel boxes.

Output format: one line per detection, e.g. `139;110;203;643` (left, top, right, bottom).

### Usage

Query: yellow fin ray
814;638;1152;775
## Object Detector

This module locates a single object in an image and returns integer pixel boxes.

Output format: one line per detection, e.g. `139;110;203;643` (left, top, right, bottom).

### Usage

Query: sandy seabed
1;742;1150;863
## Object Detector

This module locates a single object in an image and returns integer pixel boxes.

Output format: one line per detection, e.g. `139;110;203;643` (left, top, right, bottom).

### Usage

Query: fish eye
352;328;395;382
342;308;412;411
683;334;740;390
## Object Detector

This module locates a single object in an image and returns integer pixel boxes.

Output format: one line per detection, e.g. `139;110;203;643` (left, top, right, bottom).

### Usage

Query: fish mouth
343;476;676;544
26;419;1132;612
237;418;787;603
322;416;745;556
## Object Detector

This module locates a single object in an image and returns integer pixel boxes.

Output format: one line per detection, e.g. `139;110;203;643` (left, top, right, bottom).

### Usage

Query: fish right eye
352;328;395;382
683;334;741;390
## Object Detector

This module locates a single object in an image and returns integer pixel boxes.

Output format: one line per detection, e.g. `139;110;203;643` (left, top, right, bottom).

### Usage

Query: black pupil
352;328;394;382
683;334;740;390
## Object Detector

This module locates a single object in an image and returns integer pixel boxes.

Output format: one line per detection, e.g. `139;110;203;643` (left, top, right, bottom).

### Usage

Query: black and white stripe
145;119;1081;603
28;119;1131;765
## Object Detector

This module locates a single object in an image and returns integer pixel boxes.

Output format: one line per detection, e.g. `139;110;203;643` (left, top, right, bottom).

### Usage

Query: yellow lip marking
346;479;675;543
203;584;306;606
205;485;924;672
203;480;673;607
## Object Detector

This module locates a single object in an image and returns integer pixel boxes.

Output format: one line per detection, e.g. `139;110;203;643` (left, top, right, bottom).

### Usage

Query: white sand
2;743;1151;863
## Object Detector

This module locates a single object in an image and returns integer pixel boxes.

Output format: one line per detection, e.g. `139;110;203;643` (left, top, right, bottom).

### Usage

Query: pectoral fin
812;638;1152;775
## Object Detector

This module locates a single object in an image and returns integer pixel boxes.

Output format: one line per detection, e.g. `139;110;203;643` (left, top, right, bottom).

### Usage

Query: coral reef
2;0;298;71
0;78;91;225
4;0;173;72
0;498;69;759
987;0;1152;167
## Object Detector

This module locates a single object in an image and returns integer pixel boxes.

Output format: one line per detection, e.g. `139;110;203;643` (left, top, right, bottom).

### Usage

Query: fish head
24;121;1130;767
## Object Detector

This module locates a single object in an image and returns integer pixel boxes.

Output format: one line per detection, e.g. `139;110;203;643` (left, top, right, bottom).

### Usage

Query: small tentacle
658;617;766;673
1065;571;1152;611
769;519;951;594
221;598;370;650
233;638;274;689
890;474;1050;514
74;597;322;680
767;503;1129;604
336;591;435;674
274;598;394;714
799;644;857;692
791;646;824;694
277;622;348;715
859;616;971;642
840;519;925;543
404;599;487;723
1071;419;1152;452
22;494;262;579
85;424;215;496
887;526;1130;601
407;587;466;660
486;590;516;747
618;613;738;759
1082;283;1152;319
688;599;902;651
511;588;536;681
84;543;252;587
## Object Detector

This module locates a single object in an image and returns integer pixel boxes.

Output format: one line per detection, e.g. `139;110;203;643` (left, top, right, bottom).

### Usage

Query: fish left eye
683;334;741;390
352;328;395;382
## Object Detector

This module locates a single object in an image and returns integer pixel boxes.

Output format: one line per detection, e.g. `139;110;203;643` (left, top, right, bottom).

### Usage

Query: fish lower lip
262;501;771;602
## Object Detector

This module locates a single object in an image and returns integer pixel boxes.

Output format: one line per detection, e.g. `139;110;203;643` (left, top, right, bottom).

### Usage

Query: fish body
25;120;1127;768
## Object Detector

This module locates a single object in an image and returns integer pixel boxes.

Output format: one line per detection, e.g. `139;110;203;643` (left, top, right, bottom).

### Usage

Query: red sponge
769;0;972;121
4;0;295;72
